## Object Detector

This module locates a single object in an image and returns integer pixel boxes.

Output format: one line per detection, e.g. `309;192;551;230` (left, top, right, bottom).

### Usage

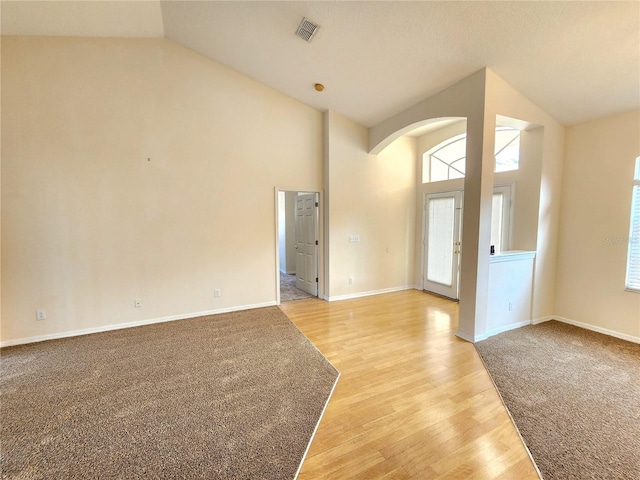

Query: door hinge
316;277;318;282
315;202;319;207
315;240;318;245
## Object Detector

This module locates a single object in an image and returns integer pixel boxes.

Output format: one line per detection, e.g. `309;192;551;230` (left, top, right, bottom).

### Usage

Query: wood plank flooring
280;290;540;480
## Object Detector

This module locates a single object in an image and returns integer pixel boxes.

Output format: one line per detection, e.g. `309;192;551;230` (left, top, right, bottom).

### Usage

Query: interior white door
295;193;318;296
423;191;463;299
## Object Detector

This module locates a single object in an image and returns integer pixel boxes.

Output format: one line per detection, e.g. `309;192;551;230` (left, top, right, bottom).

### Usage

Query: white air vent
296;17;320;42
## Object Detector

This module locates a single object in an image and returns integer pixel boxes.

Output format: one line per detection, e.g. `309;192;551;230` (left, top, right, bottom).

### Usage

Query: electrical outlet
134;298;142;308
348;277;353;285
349;235;360;243
214;289;221;298
36;310;46;321
508;301;513;311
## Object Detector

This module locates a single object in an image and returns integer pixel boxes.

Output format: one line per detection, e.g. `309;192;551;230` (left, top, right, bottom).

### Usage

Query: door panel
424;191;462;299
295;194;318;296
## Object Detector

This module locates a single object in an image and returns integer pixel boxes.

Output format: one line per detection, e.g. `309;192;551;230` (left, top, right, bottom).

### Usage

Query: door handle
294;245;299;249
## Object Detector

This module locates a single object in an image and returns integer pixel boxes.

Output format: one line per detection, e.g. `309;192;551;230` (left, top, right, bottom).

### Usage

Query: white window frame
423;133;467;183
625;157;640;293
422;128;521;184
492;184;513;254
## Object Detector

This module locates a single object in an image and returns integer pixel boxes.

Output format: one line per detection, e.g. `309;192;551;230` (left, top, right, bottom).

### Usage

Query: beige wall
325;111;417;299
555;109;640;340
1;36;323;344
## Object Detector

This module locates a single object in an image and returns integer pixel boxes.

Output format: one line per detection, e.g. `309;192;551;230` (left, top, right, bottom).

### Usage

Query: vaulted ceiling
2;1;639;127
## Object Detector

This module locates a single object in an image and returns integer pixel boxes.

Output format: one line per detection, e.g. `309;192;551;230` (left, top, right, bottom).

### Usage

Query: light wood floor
280;290;540;480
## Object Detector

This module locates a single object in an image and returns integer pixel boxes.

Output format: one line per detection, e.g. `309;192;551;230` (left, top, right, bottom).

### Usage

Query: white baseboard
553;316;640;344
456;330;476;343
327;285;418;302
531;315;553;325
480;320;531;341
0;301;277;348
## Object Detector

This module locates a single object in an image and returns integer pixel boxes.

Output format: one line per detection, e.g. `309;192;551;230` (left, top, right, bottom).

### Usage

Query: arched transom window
423;127;520;183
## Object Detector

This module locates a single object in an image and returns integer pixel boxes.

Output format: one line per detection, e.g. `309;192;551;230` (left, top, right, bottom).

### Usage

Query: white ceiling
2;1;639;127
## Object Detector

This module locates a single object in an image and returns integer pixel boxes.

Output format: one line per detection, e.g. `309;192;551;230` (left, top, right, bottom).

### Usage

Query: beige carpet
0;307;339;479
280;273;315;302
476;321;640;480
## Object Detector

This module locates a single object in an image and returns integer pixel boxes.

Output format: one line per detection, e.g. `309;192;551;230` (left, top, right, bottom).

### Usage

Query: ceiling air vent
296;17;320;42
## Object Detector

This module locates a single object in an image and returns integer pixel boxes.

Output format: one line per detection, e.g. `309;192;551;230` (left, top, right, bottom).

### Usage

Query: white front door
423;191;463;299
295;193;318;296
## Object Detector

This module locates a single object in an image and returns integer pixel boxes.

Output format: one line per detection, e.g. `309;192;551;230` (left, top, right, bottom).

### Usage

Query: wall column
457;107;496;342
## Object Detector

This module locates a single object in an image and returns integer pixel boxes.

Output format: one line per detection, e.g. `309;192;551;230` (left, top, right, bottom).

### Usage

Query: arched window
423;128;520;183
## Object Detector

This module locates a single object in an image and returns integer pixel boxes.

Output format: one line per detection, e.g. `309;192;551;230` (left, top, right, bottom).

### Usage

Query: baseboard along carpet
475;320;640;480
0;307;339;479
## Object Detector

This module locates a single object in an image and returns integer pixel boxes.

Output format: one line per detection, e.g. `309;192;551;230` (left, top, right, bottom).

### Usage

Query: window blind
427;197;455;286
626;159;640;292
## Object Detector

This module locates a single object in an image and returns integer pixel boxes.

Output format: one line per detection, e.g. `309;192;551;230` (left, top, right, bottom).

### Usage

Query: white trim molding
327;285;419;302
0;301;277;348
456;330;476;343
481;320;531;341
553;316;640;344
531;316;554;325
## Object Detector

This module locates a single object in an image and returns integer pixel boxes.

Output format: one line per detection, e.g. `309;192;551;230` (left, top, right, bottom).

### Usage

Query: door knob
294;245;299;249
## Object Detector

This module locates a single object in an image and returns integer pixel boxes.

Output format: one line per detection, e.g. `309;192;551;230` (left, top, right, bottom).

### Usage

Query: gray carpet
280;273;315;302
476;320;640;480
0;307;339;479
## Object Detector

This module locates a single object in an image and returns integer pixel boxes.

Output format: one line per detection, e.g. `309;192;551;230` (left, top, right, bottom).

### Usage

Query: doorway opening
276;190;320;303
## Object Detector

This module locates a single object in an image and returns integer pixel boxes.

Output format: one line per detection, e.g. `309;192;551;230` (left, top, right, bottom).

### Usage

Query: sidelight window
625;157;640;292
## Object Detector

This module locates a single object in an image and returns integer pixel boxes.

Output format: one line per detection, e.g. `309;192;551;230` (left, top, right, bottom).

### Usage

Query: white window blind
626;157;640;292
427;197;455;286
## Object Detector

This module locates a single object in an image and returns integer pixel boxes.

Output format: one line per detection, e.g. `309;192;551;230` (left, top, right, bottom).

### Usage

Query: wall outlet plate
36;310;46;321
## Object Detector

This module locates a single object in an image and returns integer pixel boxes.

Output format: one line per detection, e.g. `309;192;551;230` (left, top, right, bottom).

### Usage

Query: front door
423;191;463;299
295;193;318;296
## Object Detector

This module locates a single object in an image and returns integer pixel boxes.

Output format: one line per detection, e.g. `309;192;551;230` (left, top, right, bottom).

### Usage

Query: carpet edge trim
293;372;341;480
0;301;278;347
474;346;544;480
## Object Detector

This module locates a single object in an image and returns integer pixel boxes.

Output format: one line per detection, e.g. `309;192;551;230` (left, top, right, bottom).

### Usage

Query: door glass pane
491;193;504;253
427;197;455;286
